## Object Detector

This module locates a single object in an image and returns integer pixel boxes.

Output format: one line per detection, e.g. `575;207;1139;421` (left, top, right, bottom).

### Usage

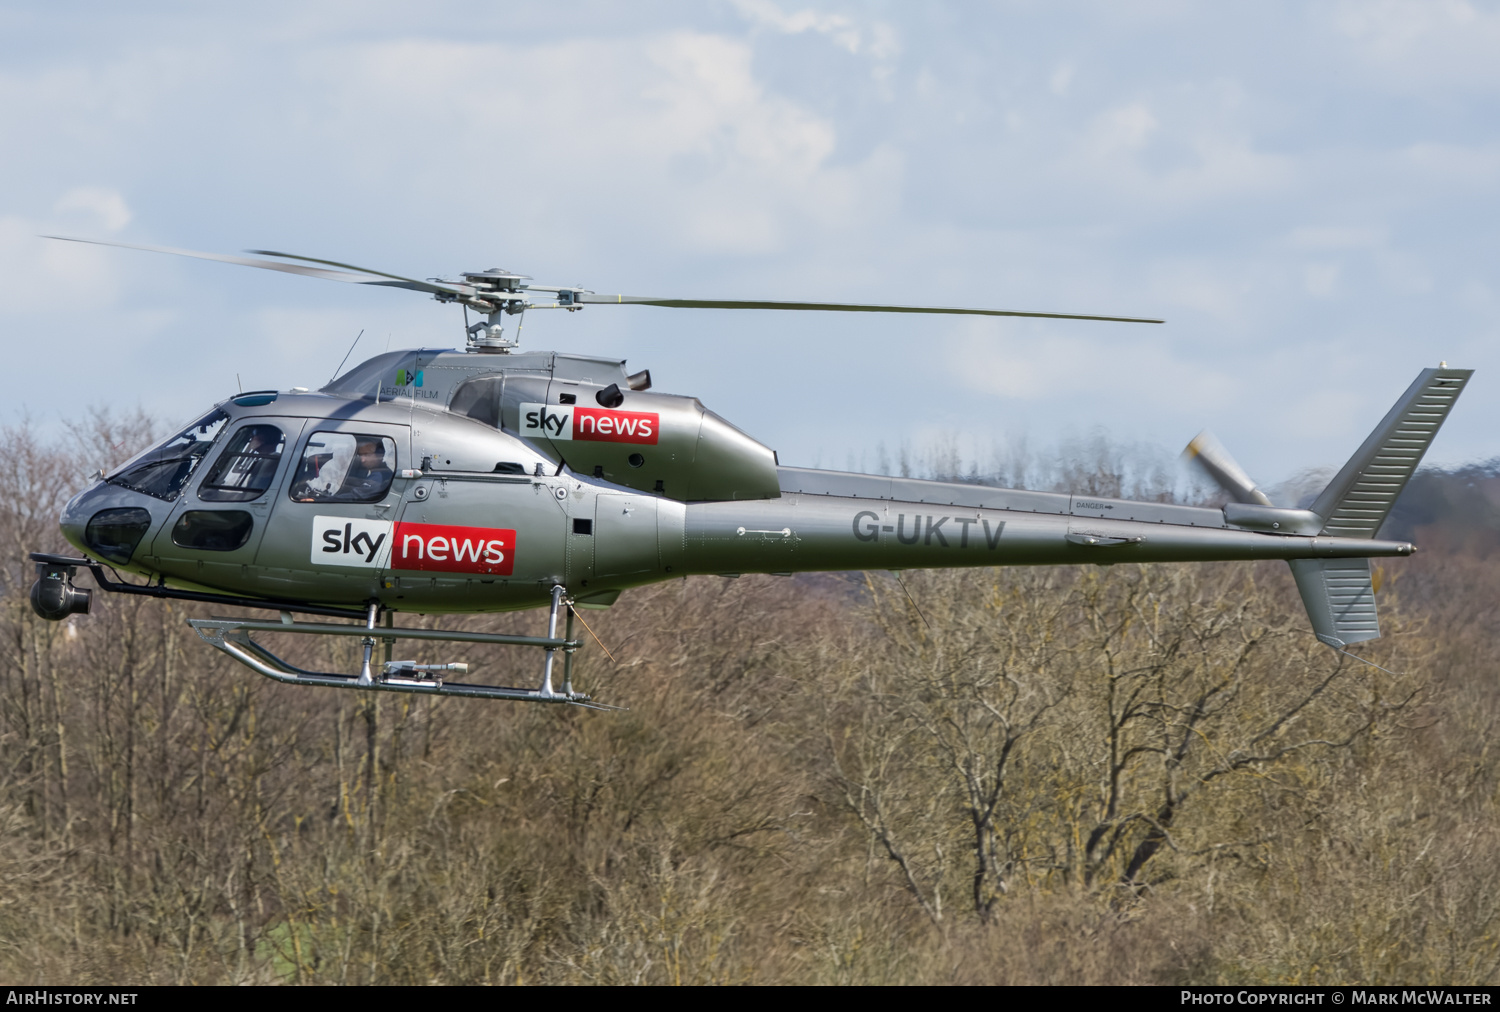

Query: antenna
330;329;364;383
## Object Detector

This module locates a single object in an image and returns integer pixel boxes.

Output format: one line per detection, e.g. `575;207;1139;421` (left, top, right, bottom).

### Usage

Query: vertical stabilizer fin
1311;368;1472;537
1289;557;1381;648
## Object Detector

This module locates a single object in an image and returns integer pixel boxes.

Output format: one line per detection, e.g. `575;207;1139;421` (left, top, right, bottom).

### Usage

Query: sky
2;0;1498;492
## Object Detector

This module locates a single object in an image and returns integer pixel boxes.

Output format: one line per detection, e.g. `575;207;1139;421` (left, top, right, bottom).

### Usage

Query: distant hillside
1381;458;1500;557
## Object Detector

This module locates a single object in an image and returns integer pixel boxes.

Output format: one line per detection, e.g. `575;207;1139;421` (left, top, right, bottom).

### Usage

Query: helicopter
28;236;1471;708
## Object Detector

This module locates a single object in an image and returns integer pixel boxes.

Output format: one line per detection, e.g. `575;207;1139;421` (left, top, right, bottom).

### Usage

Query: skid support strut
357;602;379;687
188;593;611;706
538;585;564;698
564;606;576;696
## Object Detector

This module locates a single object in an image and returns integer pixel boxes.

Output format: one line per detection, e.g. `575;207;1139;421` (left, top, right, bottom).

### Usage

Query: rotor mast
447;269;587;353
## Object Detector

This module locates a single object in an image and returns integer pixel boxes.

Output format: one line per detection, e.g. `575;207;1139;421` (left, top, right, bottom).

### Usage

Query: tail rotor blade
1184;430;1273;506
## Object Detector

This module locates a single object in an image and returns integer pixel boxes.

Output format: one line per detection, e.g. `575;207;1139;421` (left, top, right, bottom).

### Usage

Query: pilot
228;425;282;490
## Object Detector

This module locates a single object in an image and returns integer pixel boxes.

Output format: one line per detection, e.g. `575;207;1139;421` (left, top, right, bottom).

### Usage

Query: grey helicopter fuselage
33;235;1470;705
57;344;1418;617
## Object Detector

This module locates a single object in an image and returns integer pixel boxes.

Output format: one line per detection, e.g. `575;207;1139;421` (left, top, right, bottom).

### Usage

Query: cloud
1302;261;1341;298
1286;226;1385;251
293;32;902;257
0;217;125;313
947;320;1237;414
1328;0;1484;55
1323;0;1500;89
1049;62;1075;98
1088;102;1158;154
1035;84;1299;215
1278;385;1369;445
731;0;899;60
54;187;133;232
1396;142;1500;189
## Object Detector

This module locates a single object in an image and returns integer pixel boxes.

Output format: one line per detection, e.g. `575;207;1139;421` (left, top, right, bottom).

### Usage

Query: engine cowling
350;349;782;502
510;388;779;502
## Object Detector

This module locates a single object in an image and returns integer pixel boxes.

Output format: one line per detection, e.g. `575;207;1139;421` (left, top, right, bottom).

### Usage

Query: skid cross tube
187;595;600;704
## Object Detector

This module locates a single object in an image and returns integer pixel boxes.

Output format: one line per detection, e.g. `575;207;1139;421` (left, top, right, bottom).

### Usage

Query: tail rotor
1183;430;1273;506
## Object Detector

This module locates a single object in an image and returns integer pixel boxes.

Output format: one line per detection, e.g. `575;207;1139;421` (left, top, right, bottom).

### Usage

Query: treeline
0;421;1496;984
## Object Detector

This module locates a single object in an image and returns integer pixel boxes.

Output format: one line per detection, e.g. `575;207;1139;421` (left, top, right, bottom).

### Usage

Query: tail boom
664;359;1468;653
679;493;1411;576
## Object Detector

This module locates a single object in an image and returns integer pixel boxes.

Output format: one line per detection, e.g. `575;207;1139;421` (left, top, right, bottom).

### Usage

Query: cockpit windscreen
107;409;230;501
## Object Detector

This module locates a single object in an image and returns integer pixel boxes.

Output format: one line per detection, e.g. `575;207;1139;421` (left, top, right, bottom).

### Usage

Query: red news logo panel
521;403;660;445
392;522;516;575
571;406;658;444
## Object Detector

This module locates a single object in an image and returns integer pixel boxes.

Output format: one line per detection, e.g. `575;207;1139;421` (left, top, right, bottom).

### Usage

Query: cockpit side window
289;432;397;503
198;424;286;502
107;409;230;501
449;376;504;429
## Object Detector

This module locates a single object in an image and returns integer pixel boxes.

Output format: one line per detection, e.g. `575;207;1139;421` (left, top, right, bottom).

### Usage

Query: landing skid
189;587;619;708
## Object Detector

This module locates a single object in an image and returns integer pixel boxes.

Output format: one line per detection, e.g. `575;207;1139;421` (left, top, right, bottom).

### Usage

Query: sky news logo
310;517;515;575
521;402;658;445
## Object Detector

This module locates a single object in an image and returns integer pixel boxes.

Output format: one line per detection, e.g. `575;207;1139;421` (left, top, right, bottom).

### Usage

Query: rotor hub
460;268;529;295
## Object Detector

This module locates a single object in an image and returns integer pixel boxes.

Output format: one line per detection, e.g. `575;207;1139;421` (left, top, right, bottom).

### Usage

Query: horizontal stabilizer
1289;557;1380;648
1312;368;1472;538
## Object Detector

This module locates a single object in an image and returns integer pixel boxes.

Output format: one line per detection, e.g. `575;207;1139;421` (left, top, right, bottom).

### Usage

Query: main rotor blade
574;293;1163;324
43;236;469;297
246;249;470;298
